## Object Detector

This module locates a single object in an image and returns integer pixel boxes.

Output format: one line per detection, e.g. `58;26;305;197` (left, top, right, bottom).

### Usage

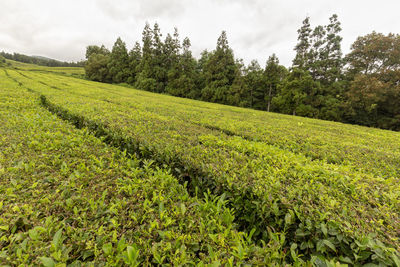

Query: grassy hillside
1;63;399;265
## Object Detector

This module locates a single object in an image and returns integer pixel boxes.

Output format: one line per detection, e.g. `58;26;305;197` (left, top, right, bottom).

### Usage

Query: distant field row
4;67;399;265
5;59;85;78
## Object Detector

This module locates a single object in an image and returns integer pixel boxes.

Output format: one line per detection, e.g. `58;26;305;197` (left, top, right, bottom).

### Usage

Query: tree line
84;16;400;130
0;51;84;67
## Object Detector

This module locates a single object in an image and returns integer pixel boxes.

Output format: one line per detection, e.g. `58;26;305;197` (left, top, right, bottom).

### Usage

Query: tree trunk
267;84;272;112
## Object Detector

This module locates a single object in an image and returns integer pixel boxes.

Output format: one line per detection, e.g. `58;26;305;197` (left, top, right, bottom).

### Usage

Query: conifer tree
194;50;211;98
152;23;166;92
264;54;287;112
127;42;142;84
108;37;130;83
322;14;343;85
293;17;312;70
166;37;197;97
227;58;249;107
164;29;181;95
202;31;237;104
245;60;265;109
135;23;157;92
309;25;326;80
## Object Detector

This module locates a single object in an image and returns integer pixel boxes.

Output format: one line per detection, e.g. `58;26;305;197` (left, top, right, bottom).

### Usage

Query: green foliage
85;45;110;59
84;53;111;82
273;68;321;116
7;67;399;265
2;59;85;78
20;17;394;132
344;32;400;130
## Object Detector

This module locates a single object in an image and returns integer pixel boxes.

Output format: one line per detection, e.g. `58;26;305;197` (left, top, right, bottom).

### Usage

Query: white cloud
0;0;399;66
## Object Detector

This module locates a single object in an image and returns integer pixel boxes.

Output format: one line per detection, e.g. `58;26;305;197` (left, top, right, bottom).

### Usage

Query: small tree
85;53;111;82
84;44;111;82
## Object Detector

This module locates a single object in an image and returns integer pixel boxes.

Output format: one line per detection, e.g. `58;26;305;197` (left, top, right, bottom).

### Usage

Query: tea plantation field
1;62;399;266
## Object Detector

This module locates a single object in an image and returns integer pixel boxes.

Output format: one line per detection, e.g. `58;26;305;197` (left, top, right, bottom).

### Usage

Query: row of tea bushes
8;69;399;265
0;70;293;266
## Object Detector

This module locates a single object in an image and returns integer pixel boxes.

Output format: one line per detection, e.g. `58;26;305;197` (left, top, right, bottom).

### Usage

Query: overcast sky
1;0;400;67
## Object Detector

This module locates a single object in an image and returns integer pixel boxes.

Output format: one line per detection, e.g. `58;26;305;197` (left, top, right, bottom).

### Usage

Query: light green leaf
102;242;113;256
40;257;55;267
52;229;63;250
323;239;336;252
320;223;327;236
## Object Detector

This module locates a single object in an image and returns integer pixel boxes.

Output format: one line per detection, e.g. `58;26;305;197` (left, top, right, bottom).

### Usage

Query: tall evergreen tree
289;15;344;120
194;50;211;97
135;23;157;92
164;29;182;95
166;37;197;98
227;58;249;107
202;31;237;104
108;37;130;83
85;45;110;59
317;14;344;120
309;25;326;80
264;54;287;112
152;23;166;92
245;60;265;109
293;17;312;69
322;14;343;85
180;37;197;98
127;42;142;84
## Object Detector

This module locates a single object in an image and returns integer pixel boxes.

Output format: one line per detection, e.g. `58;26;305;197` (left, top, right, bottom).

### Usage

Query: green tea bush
2;68;399;265
0;71;292;266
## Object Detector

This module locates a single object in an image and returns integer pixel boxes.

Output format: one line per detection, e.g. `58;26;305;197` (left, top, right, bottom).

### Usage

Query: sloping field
1;65;399;265
0;70;286;265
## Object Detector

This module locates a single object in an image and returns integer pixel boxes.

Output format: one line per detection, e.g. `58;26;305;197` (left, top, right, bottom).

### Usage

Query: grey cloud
96;0;186;21
1;0;400;66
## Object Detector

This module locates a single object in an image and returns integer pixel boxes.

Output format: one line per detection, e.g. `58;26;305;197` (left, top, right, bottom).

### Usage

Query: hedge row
8;69;399;265
1;70;292;265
